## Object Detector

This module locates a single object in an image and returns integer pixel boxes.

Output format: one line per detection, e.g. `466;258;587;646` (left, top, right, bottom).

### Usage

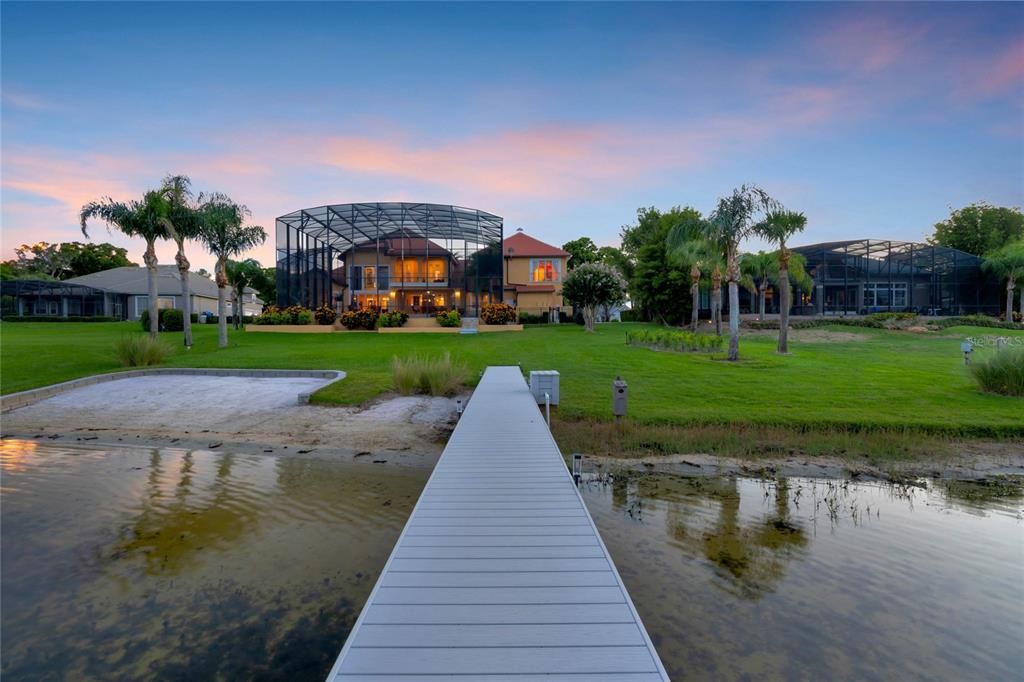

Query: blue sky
2;1;1022;270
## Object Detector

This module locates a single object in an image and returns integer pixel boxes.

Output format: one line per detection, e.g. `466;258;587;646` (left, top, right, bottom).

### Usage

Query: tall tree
757;210;807;354
740;251;776;321
624;206;700;324
704;185;779;361
81;192;174;338
666;216;719;332
225;258;263;329
160;175;202;349
253;266;276;307
562;262;627;332
198;193;267;347
8;241;136;279
982;241;1024;322
561;237;600;270
930;203;1024;256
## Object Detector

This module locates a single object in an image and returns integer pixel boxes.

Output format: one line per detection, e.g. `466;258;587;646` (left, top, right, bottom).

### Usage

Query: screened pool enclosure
276;203;504;316
791;240;1000;316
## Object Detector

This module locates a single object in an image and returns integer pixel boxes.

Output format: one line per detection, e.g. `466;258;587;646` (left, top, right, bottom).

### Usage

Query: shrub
970;348;1024;397
253;305;314;325
866;312;917;322
932;315;1022;330
481;303;516;325
340;309;378;330
377;311;409;328
140;308;182;331
314;304;337;325
619;309;639;322
626;328;725;353
436;309;462;327
518;311;549;325
392;352;468;396
113;335;171;367
162;309;184;331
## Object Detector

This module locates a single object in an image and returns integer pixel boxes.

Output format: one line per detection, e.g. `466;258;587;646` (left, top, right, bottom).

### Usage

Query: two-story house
335;232;467;315
502;230;570;317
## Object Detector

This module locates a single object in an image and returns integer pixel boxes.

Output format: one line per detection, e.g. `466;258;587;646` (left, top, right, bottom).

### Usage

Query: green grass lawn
2;321;1022;436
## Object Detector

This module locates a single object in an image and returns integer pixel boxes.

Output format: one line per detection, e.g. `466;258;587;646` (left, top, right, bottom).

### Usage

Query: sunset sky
2;1;1022;271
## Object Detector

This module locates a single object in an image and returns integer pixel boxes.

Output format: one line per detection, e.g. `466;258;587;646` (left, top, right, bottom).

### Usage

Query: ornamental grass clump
114;335;171;367
626;328;724;353
392;352;468;396
970;348;1024;397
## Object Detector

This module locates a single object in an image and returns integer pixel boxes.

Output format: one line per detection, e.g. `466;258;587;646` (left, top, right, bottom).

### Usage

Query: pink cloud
975;40;1024;97
0;83;852;268
815;14;932;76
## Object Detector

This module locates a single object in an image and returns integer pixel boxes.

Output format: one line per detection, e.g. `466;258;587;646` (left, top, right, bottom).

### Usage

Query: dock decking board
327;366;669;681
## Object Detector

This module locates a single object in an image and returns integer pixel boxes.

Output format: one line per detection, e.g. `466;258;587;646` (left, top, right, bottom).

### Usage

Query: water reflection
0;440;428;681
584;470;1024;681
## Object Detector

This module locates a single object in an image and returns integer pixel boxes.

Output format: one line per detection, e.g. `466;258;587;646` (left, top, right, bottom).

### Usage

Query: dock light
612;376;628;419
572;454;583;485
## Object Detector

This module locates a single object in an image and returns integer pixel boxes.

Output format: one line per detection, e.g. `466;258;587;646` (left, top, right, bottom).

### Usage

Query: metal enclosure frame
275;202;503;316
791;239;999;316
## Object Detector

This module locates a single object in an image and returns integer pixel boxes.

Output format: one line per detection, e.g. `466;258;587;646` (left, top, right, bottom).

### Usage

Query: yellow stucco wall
504;255;567;314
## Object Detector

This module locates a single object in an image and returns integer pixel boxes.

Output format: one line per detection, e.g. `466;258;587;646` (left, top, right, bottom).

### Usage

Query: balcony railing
352;275;449;290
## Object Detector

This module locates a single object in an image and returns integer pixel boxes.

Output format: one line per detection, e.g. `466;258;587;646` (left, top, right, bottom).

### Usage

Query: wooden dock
326;365;669;681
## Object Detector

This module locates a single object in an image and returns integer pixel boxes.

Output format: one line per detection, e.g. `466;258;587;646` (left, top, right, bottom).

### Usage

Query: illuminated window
428;259;446;282
531;259;559;282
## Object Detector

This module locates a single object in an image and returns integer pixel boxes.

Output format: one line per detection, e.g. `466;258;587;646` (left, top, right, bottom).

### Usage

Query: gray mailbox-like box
529;370;560;405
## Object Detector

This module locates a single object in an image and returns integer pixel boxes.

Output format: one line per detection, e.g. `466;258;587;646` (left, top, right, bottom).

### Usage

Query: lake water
2;440;1021;681
0;440;427;680
580;471;1024;681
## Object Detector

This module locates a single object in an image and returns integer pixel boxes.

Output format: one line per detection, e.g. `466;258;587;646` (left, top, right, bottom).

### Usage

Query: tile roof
502;232;570;258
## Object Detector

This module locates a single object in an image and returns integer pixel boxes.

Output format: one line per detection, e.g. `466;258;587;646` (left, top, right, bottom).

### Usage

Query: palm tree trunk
215;256;228;348
175;240;193;348
690;264;700;332
712;264;723;336
691;282;700;332
758;283;766;321
726;249;740;361
1019;285;1023;321
778;263;791;354
143;240;159;339
233;288;241;330
1007;277;1015;322
727;281;740;361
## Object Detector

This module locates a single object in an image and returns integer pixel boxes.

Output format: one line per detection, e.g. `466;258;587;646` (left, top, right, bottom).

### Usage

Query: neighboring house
791;240;1001;316
1;265;263;320
502;230;570;317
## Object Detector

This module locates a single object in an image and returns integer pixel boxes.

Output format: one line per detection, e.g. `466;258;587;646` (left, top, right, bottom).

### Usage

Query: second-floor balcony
350;273;450;290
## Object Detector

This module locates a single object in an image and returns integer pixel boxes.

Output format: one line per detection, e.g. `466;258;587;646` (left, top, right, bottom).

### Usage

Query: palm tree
225;258;263;330
740;251;776;321
160;175;202;348
81;191;173;338
757;210;807;354
982;241;1024;322
198;193;267;347
667;218;721;332
704;185;779;360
